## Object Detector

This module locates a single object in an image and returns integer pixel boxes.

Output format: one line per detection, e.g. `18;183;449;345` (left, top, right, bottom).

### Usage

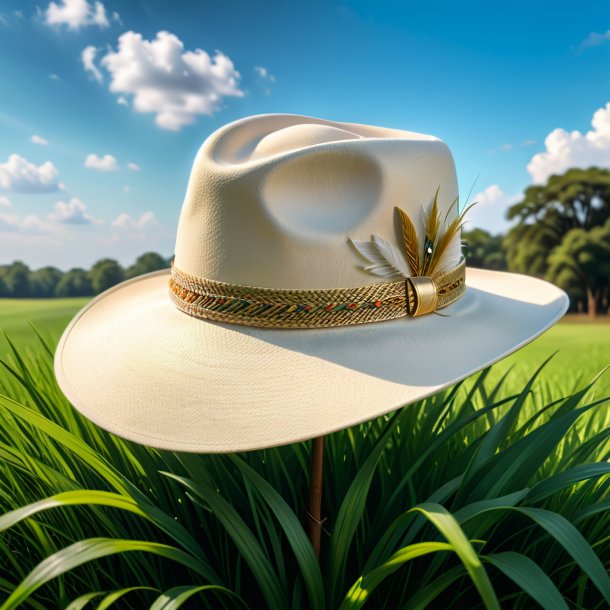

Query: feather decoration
350;188;478;281
421;188;441;275
431;230;463;274
350;235;411;279
428;199;477;276
396;206;421;276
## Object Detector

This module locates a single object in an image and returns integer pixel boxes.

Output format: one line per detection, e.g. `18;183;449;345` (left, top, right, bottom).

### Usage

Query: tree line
463;166;610;317
0;252;170;298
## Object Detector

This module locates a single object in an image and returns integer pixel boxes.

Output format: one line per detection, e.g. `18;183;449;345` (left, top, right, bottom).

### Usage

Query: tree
89;259;125;294
30;266;63;298
546;218;610;317
462;228;507;270
126;252;167;278
3;261;31;297
507;166;610;234
504;167;610;315
55;269;93;297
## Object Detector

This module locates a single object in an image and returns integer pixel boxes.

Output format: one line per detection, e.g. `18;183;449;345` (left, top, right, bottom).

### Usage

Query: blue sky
0;0;609;269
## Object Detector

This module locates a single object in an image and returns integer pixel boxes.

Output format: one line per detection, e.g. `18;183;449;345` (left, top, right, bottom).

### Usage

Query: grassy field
1;298;609;608
1;297;609;395
0;298;89;354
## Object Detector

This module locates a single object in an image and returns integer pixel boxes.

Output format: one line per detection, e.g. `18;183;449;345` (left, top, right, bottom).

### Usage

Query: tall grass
0;329;609;609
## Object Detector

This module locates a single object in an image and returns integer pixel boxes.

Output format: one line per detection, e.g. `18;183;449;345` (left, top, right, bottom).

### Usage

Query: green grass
0;299;609;609
494;322;610;398
0;299;89;354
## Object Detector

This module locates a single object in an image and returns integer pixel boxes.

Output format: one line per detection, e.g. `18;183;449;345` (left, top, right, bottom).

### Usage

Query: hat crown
174;113;459;289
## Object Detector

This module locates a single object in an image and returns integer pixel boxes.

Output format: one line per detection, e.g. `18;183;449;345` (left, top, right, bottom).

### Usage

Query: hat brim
54;268;568;453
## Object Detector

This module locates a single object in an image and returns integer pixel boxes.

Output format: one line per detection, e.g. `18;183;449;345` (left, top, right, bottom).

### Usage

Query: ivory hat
54;113;569;452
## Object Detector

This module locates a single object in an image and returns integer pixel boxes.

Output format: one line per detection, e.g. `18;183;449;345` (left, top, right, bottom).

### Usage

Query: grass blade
0;538;216;610
340;542;453;610
409;503;499;610
149;585;247;610
514;507;610;604
227;454;325;610
526;463;610;504
161;472;288;610
485;551;568;610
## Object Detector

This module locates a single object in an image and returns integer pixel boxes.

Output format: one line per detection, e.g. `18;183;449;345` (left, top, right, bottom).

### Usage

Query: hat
54;113;569;453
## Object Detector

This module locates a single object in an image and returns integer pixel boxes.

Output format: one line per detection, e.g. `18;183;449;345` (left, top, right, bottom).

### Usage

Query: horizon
1;0;609;269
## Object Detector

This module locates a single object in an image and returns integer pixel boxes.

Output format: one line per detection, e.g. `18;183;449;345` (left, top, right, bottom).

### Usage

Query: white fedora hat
54;113;569;453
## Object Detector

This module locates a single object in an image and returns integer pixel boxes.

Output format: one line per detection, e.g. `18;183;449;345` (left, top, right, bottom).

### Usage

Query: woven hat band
168;259;466;329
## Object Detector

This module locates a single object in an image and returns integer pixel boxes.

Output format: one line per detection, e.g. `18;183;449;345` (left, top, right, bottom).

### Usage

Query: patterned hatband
168;260;466;329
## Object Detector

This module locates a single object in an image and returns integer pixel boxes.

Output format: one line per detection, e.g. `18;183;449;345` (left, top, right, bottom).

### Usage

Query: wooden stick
306;435;325;560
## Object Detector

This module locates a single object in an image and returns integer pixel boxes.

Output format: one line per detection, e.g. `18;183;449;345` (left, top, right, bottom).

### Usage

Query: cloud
112;211;158;228
84;153;119;171
488;140;538;154
81;45;103;83
0;211;50;234
117;95;128;105
254;65;276;95
97;31;244;130
254;66;276;82
49;73;60;81
0;196;11;208
48;197;102;225
44;0;112;30
465;185;521;234
31;134;49;146
0;154;61;193
0;197;101;235
527;102;610;184
127;162;140;171
579;29;610;51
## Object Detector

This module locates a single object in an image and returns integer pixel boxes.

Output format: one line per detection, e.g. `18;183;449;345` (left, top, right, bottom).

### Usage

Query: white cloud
0;196;10;208
84;153;119;171
254;66;276;82
48;197;102;225
49;73;60;81
31;134;49;146
81;45;103;83
579;29;610;51
465;185;521;234
98;31;244;130
112;211;158;228
117;95;128;105
0;154;61;193
44;0;111;30
527;102;610;184
254;65;276;95
127;162;140;171
123;185;131;192
0;211;50;234
0;197;101;235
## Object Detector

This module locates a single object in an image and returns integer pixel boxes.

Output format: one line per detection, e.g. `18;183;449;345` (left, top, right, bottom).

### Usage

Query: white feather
350;235;411;279
433;230;464;274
